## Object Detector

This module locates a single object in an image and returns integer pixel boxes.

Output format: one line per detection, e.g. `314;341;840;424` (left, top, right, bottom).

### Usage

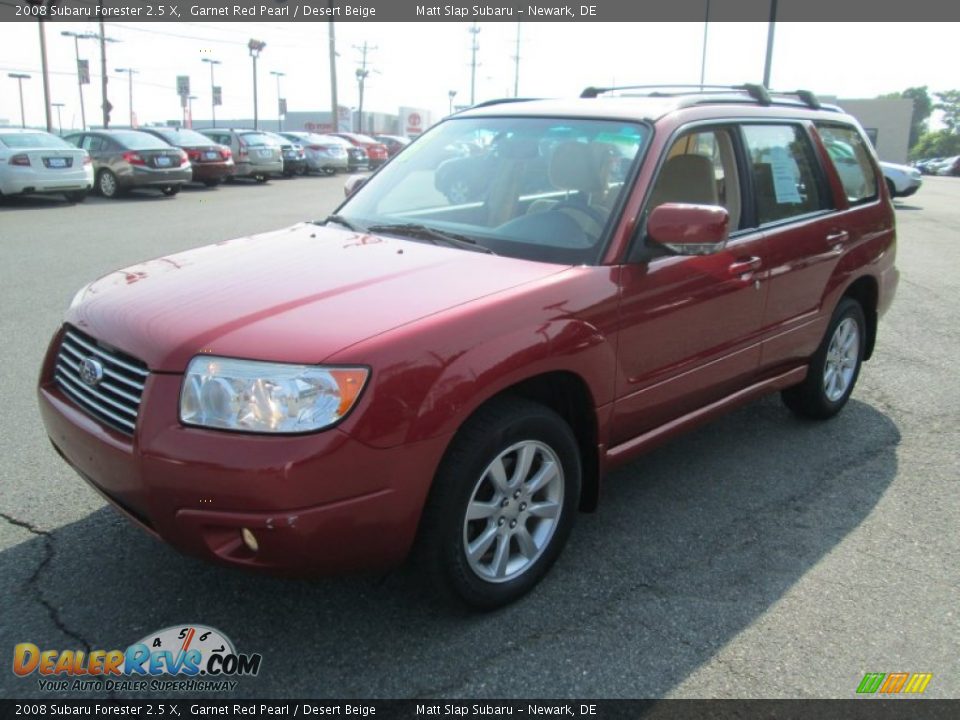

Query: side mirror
344;174;367;197
647;203;729;255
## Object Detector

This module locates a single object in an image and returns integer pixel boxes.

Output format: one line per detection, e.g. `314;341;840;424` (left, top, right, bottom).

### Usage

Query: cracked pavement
1;175;957;699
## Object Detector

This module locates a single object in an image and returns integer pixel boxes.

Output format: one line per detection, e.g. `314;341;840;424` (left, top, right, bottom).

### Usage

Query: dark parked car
139;127;235;187
41;85;897;609
263;132;308;177
279;132;350;174
64;129;192;198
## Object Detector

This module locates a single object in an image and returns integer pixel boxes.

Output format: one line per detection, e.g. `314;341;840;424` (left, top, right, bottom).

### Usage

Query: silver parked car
196;128;283;183
279;132;350;175
64;130;192;198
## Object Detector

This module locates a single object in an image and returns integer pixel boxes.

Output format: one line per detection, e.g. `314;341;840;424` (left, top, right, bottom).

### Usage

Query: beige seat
526;142;616;239
648;153;718;208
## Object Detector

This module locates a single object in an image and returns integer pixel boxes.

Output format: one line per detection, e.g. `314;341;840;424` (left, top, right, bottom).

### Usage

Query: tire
414;396;581;610
64;190;88;203
161;185;181;197
885;177;897;199
202;179;221;188
782;297;866;420
97;169;120;199
255;175;268;184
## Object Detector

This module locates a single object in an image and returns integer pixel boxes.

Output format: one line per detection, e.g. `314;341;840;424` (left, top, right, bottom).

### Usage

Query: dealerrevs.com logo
13;624;262;693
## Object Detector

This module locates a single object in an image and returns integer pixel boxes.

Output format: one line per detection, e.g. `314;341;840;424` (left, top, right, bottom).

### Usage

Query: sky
0;21;957;130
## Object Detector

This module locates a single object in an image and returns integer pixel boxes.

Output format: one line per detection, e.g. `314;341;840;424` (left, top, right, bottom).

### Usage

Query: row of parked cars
0;126;409;202
913;156;960;176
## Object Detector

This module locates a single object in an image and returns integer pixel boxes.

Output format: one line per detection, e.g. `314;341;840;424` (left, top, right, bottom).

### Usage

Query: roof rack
465;97;542;111
580;84;827;111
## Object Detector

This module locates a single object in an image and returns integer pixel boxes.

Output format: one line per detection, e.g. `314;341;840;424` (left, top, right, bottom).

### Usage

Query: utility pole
468;23;481;105
270;70;285;131
762;0;777;88
202;58;221;128
52;102;65;135
98;19;110;127
248;39;266;130
115;67;137;126
8;74;31;128
512;23;521;97
700;0;710;89
38;22;53;132
353;41;376;134
328;20;338;132
61;30;95;130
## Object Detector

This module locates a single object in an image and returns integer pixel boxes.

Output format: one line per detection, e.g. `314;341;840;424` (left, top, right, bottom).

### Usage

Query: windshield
110;131;171;150
240;132;281;147
0;133;74;149
149;127;217;146
336;116;648;264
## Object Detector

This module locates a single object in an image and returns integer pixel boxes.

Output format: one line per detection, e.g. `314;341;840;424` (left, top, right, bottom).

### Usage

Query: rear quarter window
816;124;879;204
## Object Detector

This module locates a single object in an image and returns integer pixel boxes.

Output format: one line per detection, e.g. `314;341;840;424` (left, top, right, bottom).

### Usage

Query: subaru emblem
78;357;104;386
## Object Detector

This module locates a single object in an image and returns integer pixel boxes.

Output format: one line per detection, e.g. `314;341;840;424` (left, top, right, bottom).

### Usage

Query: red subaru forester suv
39;86;898;608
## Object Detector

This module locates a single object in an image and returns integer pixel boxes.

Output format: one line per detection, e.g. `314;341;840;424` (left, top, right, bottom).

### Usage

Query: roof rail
580;83;825;110
465;97;541;111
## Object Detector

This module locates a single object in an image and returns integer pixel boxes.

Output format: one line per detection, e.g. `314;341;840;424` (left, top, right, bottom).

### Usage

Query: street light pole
202;58;221;128
248;39;266;130
61;31;95;130
270;70;285;131
448;90;457;116
8;73;31;127
52;102;65;135
115;67;137;126
763;0;777;88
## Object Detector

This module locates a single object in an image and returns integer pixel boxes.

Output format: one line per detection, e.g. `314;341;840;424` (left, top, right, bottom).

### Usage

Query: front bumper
38;336;450;575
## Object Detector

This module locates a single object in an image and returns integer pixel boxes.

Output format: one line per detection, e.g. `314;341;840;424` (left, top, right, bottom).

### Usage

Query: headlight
68;283;91;310
180;356;369;434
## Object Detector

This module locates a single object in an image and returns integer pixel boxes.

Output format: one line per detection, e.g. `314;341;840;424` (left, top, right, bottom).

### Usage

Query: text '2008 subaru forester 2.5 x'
39;84;897;609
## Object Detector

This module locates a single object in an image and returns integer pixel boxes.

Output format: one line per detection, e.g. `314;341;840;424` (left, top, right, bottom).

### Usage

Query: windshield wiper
318;214;363;231
365;223;495;255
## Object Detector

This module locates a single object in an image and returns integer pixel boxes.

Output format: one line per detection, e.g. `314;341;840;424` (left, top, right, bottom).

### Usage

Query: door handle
826;230;850;244
728;256;762;276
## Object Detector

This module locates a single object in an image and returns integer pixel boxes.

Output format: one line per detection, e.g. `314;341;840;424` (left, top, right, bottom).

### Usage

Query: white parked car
879;161;922;199
0;128;94;202
934;156;960;177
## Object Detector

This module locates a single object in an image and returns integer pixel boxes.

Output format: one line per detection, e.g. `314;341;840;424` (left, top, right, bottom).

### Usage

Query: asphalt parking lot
0;174;957;699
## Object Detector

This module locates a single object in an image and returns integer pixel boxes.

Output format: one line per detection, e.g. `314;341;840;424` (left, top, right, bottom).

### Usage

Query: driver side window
648;128;741;230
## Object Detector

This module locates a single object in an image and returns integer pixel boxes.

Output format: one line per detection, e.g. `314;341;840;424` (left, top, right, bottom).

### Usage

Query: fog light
241;528;259;552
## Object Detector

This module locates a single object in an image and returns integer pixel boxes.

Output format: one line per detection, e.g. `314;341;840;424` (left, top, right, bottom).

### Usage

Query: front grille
54;328;149;435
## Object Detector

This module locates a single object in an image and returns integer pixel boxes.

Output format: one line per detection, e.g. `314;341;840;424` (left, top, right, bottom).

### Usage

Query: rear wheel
414;397;581;610
885;177;897;198
97;169;120;199
782;297;866;419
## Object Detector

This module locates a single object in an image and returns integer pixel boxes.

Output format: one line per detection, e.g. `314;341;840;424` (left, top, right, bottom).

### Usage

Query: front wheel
782;297;866;419
255;174;269;184
414;397;581;610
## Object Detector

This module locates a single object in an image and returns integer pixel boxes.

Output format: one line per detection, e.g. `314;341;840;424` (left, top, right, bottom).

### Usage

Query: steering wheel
548;200;607;243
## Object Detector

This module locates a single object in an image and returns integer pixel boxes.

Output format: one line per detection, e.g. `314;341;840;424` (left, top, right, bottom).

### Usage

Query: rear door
737;122;845;372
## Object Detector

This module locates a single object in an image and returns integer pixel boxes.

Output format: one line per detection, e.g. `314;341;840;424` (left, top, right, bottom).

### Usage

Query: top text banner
3;0;960;22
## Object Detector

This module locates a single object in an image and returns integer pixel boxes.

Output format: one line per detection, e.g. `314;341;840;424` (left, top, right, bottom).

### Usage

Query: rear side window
742;124;827;225
816;124;878;203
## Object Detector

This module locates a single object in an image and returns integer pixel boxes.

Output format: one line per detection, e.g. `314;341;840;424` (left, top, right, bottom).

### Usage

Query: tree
934;90;960;133
879;86;933;149
909;129;960;161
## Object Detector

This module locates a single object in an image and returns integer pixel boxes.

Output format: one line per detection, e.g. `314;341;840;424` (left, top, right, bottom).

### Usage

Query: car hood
67;224;569;372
